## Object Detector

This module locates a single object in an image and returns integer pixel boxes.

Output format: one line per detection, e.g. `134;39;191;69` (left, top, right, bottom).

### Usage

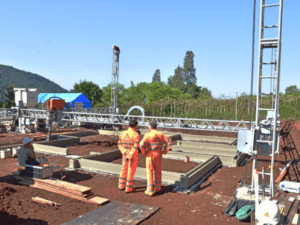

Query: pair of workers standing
118;120;172;197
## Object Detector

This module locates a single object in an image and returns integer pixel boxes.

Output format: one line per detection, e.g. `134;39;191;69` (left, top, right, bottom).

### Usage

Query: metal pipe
262;167;265;200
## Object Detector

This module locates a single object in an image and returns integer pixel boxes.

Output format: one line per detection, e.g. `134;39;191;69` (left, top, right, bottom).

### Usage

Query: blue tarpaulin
38;93;92;108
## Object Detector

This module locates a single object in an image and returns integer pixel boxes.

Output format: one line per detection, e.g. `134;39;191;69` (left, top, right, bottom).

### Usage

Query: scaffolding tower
110;45;120;114
251;0;283;197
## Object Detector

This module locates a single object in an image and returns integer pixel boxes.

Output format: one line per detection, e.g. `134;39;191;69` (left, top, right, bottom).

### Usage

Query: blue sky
0;0;299;98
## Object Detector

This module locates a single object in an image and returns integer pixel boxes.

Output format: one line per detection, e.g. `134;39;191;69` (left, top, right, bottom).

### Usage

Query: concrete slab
177;141;236;150
171;146;237;157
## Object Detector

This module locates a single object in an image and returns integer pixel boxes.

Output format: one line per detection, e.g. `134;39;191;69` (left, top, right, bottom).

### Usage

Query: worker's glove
138;148;141;154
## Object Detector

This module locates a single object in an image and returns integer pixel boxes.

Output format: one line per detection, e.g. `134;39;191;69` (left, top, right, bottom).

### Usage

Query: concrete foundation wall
61;131;99;137
36;135;80;147
70;149;222;187
32;143;69;155
171;146;237;157
179;156;221;189
86;149;122;161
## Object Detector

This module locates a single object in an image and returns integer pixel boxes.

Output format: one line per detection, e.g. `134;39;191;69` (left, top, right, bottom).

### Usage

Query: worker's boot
155;187;162;193
145;190;155;197
125;180;133;193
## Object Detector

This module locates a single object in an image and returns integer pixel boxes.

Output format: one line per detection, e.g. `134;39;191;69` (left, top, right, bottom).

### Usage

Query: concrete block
1;149;11;159
69;158;80;169
12;147;18;157
32;143;69;155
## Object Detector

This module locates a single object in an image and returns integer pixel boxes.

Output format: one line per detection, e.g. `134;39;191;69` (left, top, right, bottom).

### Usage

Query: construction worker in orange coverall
118;120;140;193
140;122;172;197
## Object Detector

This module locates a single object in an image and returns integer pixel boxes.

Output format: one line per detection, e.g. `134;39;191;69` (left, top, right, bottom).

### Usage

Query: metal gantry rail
0;107;254;132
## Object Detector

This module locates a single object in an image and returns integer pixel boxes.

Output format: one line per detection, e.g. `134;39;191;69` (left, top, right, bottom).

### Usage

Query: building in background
13;88;39;108
38;93;92;109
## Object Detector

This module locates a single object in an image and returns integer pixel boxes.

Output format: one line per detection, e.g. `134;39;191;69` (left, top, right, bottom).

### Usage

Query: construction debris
32;196;61;206
275;159;294;183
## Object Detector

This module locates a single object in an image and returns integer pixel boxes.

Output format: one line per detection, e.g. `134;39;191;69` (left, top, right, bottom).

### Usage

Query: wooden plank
292;213;299;224
287;200;299;225
14;175;92;193
87;196;109;205
38;178;92;193
14;175;92;196
32;196;60;206
19;181;108;205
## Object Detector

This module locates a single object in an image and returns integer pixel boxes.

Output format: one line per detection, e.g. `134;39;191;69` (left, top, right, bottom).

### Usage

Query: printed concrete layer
35;135;80;147
98;130;236;143
86;149;122;161
179;156;221;189
32;143;69;155
98;130;182;141
71;150;222;188
72;158;182;184
167;133;237;143
60;131;99;137
163;151;238;167
171;146;237;157
177;141;236;150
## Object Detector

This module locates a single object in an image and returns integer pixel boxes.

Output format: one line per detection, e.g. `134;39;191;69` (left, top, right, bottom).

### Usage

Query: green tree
3;84;15;108
182;51;196;85
99;83;126;108
285;85;299;94
70;80;103;105
199;87;212;98
152;69;161;82
168;65;184;90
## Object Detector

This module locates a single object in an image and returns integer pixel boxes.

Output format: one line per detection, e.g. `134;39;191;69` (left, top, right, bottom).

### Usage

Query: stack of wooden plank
14;175;109;205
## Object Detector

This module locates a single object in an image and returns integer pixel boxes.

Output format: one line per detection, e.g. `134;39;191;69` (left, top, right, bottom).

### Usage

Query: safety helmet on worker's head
23;137;33;146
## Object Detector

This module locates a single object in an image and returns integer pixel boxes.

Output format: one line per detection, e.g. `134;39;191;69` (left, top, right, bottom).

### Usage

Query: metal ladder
251;0;283;197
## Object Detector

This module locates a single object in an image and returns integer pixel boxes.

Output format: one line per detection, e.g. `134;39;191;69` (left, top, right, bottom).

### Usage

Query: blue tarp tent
38;93;92;108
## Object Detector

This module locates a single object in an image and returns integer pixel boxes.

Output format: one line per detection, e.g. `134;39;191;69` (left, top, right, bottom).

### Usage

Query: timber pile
14;175;109;205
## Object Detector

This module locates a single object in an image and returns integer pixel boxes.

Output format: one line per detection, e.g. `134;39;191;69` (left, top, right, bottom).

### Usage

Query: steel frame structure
0;107;253;132
251;0;283;197
110;45;120;114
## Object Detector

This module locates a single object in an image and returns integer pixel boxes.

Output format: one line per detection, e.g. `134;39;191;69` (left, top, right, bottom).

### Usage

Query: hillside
0;64;69;93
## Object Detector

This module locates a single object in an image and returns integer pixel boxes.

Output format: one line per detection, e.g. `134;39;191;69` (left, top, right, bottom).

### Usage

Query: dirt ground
0;120;299;225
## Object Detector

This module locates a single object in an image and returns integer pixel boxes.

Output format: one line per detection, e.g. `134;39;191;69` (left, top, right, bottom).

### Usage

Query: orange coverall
118;127;140;192
140;130;172;194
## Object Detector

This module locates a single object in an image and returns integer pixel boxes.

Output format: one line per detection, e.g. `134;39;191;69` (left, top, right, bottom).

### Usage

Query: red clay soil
110;153;199;173
0;128;92;147
67;134;119;156
0;120;299;225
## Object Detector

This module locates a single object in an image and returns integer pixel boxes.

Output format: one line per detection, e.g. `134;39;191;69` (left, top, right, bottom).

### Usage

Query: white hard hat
23;137;33;146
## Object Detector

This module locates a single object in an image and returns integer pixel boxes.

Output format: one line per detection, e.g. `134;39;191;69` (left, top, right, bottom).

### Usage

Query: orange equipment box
46;98;65;111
